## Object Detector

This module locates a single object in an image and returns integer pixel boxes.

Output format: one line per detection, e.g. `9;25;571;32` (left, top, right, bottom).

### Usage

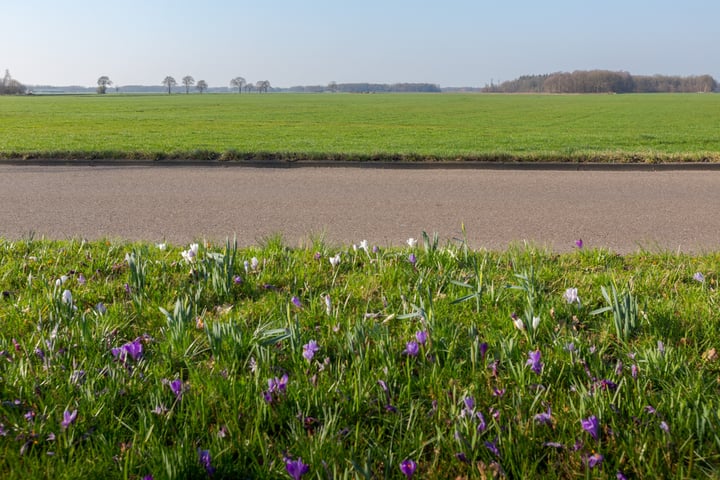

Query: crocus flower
479;342;488;360
485;439;500;457
526;350;543;375
511;312;524;331
581;415;600;440
586;452;603;469
659;421;670;433
96;302;107;314
78;273;86;285
407;238;417;248
408;253;417;266
155;242;167;250
534;408;553;425
61;409;77;430
575;239;584;249
323;294;332;315
563;287;580;305
399;459;417;478
61;289;73;305
56;275;69;286
329;253;341;267
285;457;309;480
198;449;216;476
111;338;144;362
693;272;705;283
415;330;428;345
359;240;369;253
291;296;303;309
251;257;259;270
181;243;199;263
168;379;184;399
302;340;320;361
404;341;419;357
233;275;242;284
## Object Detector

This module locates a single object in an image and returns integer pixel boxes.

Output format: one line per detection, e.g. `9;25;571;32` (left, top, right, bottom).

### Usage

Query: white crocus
532;316;541;330
251;257;259;270
181;243;199;263
55;275;68;287
61;289;73;305
563;288;580;305
155;243;167;251
329;253;341;268
359;240;369;253
512;316;525;331
407;237;417;248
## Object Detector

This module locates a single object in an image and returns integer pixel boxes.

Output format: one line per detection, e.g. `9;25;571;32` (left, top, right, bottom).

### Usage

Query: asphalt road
1;164;718;253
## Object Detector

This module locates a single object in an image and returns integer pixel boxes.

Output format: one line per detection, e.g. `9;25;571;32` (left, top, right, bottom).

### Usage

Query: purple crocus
168;379;184;399
693;272;705;283
484;438;500;457
111;338;144;363
526;349;543;375
581;415;600;441
534;408;553;425
415;330;428;345
285;457;309;480
61;409;77;430
575;239;584;249
408;253;417;266
404;341;419;357
198;449;216;476
399;459;417;478
586;452;603;469
233;275;243;284
291;296;303;309
302;340;320;361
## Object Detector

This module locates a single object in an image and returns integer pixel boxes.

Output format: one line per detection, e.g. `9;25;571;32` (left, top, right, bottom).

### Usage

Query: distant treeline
1;70;26;95
484;70;717;93
288;82;441;93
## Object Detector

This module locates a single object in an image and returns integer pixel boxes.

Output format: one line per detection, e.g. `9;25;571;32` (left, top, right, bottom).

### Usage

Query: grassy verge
1;93;719;163
1;235;719;478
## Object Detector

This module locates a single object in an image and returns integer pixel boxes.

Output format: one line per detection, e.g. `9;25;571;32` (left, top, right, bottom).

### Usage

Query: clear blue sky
2;0;718;88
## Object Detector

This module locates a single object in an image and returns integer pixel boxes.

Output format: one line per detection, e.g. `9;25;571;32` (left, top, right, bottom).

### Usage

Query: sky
2;0;719;88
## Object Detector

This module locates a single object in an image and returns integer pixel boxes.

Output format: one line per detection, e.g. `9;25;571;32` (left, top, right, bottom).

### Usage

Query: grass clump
0;236;719;478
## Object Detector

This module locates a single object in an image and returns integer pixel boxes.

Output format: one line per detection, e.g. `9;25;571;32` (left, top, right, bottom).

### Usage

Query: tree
230;76;246;93
1;69;26;95
96;76;113;94
327;81;338;93
162;76;177;94
256;80;270;93
182;75;195;94
196;80;208;93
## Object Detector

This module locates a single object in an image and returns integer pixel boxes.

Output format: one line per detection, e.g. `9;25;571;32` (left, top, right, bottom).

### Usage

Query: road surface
1;164;718;253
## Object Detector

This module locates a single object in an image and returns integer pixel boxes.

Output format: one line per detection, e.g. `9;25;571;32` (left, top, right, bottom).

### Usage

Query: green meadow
1;93;719;162
1;236;720;479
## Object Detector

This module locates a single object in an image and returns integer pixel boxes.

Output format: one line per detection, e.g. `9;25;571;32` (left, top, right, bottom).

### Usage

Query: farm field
1;93;719;162
0;237;719;479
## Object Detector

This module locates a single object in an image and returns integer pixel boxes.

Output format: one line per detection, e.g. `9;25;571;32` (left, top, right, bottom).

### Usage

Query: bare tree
1;70;26;95
196;80;208;93
182;75;195;94
255;80;270;93
327;81;338;93
162;76;177;94
230;76;246;93
97;76;112;94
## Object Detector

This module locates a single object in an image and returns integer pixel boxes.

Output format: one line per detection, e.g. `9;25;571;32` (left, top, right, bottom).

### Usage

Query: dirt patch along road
1;165;718;253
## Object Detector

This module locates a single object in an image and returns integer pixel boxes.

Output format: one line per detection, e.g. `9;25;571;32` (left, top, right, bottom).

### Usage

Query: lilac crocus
111;338;143;362
198;449;216;476
485;439;500;457
415;330;428;345
479;342;489;360
302;340;320;361
291;296;303;309
285;457;309;480
575;239;584;249
61;409;77;430
693;272;705;283
399;459;417;478
408;253;417;266
581;415;600;441
233;275;242;284
526;349;543;375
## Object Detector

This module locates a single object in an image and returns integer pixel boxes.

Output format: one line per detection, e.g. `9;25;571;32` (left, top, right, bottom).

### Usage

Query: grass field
1;236;719;478
1;93;719;162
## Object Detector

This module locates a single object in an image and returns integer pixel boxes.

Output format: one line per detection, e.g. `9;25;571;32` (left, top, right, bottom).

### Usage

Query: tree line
0;70;26;95
484;70;717;94
95;75;272;94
